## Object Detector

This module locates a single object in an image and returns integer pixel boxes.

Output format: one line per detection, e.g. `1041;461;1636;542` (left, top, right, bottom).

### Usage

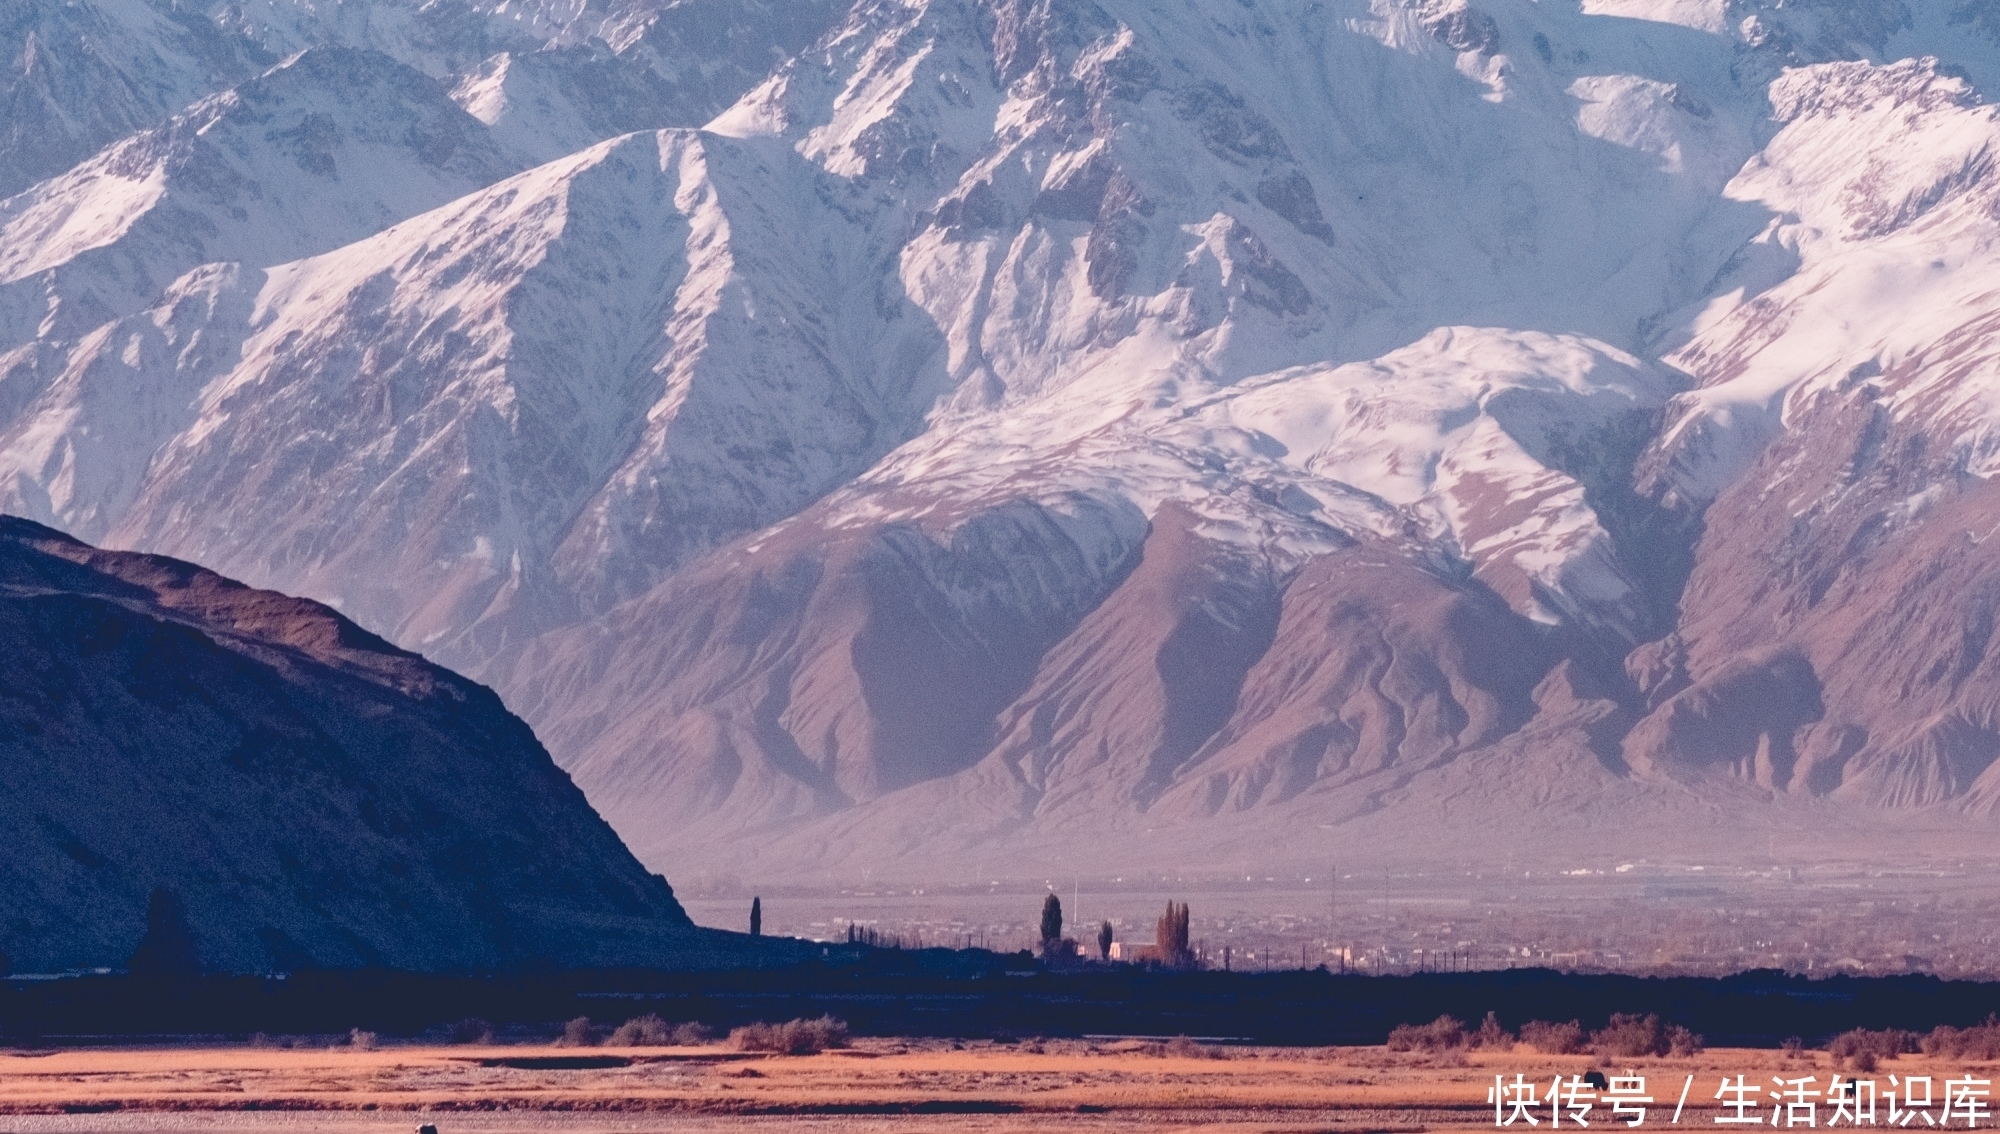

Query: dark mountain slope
0;515;738;974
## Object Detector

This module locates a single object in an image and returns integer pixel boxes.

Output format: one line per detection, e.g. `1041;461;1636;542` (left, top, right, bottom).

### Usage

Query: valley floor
0;1042;1984;1132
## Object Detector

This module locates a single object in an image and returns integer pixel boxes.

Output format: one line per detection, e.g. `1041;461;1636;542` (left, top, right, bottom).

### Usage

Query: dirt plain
2;1040;1995;1134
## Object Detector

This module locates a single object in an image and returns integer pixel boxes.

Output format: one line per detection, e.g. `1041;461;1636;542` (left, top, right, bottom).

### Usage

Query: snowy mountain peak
0;44;524;351
13;0;2000;879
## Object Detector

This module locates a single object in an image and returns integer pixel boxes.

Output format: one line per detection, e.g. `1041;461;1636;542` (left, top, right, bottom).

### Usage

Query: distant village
684;861;2000;979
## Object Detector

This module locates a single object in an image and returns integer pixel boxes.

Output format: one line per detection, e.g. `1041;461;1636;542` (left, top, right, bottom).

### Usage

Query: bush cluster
607;1014;669;1046
730;1016;850;1055
1389;1012;1623;1054
1475;1012;1514;1050
1828;1028;1920;1072
1665;1025;1704;1057
1585;1013;1699;1058
1354;1010;1713;1059
671;1021;717;1046
1151;1035;1226;1059
1520;1019;1587;1055
607;1014;713;1047
1921;1018;2000;1062
1592;1013;1667;1057
1823;1020;2000;1070
1388;1015;1471;1053
1384;1013;1524;1053
557;1016;596;1047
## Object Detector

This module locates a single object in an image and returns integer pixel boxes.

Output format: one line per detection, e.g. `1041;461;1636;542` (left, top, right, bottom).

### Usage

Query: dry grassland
0;1041;1994;1133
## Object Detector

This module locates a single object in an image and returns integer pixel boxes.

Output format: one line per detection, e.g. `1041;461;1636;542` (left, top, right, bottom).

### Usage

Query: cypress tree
1155;901;1191;968
750;896;762;937
128;887;200;979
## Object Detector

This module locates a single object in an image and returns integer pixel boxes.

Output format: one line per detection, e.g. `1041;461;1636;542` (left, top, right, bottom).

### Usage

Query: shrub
557;1016;596;1047
1162;1035;1226;1059
606;1015;710;1047
671;1022;716;1046
448;1018;495;1045
1828;1028;1917;1069
1138;1037;1221;1059
1592;1013;1667;1058
1473;1012;1515;1051
609;1014;671;1046
1782;1036;1805;1059
348;1028;378;1051
1667;1025;1704;1057
1520;1020;1586;1055
1388;1015;1468;1053
730;1016;850;1055
1922;1026;1961;1058
1923;1018;2000;1061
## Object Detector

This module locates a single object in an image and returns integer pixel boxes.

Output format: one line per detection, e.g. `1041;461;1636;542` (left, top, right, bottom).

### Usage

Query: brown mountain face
1629;382;2000;808
509;492;1622;875
502;494;1151;855
513;385;2000;880
0;516;750;974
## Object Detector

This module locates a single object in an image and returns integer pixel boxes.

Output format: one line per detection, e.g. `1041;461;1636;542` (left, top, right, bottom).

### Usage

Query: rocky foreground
0;516;754;974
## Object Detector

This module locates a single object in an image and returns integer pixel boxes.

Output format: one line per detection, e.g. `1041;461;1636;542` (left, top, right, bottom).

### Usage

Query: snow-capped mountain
0;0;267;202
8;0;2000;880
0;46;524;351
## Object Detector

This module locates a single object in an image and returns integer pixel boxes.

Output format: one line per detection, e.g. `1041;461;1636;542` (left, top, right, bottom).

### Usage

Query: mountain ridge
7;0;2000;882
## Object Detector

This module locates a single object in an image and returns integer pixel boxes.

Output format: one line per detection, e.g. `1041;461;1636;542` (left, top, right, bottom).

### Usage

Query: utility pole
1328;862;1336;967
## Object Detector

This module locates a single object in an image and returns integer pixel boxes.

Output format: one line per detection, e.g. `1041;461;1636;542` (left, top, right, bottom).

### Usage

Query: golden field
0;1040;1993;1133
